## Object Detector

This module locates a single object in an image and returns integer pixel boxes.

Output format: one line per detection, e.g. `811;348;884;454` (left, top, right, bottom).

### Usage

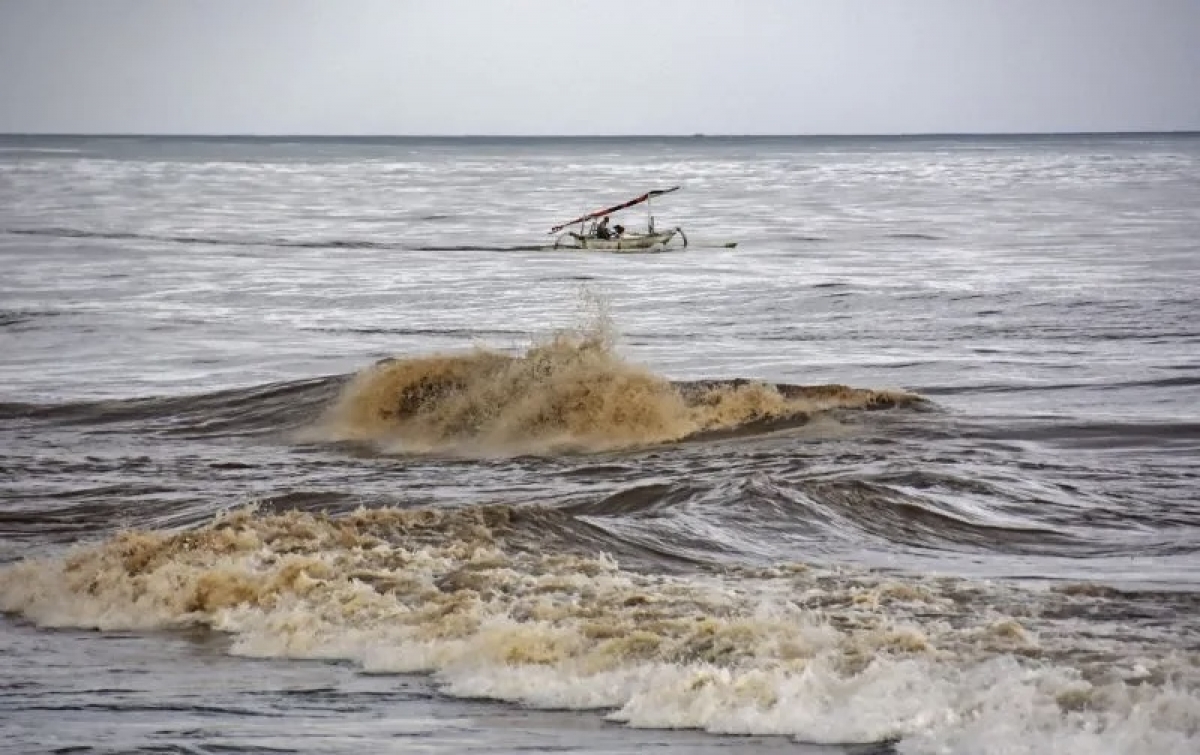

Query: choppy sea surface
1;134;1198;755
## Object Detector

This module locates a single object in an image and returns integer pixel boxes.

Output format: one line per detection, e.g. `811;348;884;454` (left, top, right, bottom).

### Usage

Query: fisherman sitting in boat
613;224;625;238
595;216;613;239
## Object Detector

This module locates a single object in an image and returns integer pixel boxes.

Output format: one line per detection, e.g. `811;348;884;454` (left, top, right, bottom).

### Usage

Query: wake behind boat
549;187;700;252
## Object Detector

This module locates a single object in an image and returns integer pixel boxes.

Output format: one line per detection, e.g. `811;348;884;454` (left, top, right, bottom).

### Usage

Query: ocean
0;134;1197;754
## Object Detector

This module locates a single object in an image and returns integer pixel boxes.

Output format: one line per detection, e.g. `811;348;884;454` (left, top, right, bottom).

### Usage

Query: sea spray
306;315;917;455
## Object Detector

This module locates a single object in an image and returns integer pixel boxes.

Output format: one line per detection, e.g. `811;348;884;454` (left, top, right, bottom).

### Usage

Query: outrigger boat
550;187;689;251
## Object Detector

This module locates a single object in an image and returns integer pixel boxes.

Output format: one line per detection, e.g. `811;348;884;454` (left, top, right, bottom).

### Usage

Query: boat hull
556;229;683;252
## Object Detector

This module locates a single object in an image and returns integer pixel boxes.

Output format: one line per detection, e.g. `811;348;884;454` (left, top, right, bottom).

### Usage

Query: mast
549;187;680;233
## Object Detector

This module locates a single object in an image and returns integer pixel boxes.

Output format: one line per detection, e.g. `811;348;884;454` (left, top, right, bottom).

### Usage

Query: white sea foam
1;506;1195;754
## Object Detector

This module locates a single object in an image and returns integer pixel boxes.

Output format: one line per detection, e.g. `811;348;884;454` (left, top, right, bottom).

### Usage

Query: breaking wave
307;329;918;455
1;505;1196;754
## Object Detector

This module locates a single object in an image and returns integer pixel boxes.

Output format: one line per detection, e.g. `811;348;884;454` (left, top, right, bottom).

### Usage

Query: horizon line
2;129;1199;139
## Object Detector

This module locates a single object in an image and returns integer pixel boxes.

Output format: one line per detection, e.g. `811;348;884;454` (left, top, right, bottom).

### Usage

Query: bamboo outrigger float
550;187;689;251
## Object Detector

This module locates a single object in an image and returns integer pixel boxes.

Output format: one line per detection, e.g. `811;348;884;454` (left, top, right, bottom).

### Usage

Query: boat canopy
549;186;680;234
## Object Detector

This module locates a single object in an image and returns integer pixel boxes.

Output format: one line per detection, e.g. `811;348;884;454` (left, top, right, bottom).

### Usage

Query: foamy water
3;506;1196;754
1;134;1198;754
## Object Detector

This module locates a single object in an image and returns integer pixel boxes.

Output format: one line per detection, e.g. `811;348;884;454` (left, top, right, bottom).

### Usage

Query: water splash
308;321;917;455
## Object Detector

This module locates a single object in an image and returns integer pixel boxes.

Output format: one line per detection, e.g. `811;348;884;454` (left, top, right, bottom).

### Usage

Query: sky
0;0;1197;135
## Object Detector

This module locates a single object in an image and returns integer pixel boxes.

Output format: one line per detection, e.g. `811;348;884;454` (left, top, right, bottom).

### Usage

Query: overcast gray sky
1;0;1197;135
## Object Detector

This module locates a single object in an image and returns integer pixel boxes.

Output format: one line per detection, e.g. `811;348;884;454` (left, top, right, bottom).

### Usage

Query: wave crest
310;334;918;454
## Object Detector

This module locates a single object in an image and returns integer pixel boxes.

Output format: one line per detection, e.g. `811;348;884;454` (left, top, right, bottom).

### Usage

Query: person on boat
595;216;612;239
613;224;625;238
